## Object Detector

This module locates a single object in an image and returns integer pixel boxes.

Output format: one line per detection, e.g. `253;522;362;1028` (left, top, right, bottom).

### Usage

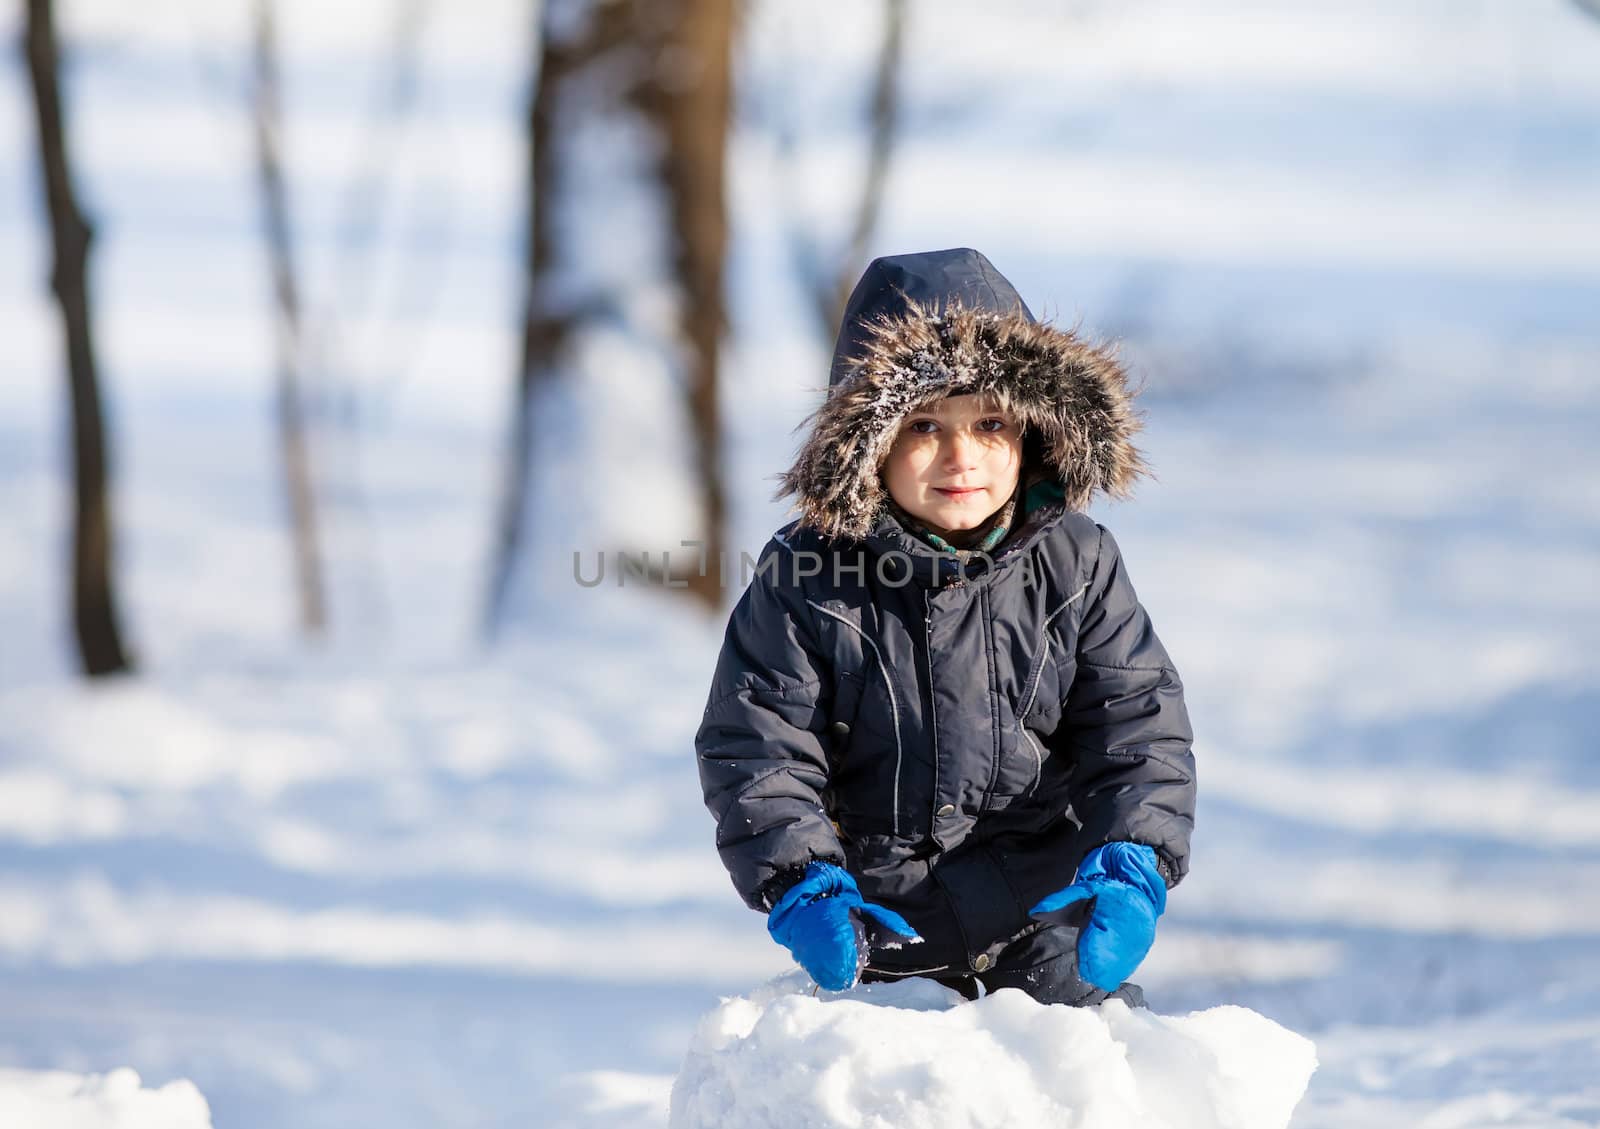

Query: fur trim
775;301;1150;540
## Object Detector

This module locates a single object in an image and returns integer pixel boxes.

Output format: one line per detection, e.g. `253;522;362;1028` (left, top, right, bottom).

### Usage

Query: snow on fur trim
774;302;1150;540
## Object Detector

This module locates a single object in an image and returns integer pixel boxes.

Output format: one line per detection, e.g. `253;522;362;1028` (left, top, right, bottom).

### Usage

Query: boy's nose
943;430;980;468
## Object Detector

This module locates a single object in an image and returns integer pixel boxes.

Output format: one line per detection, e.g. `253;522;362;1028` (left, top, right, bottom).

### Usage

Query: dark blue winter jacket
695;248;1196;976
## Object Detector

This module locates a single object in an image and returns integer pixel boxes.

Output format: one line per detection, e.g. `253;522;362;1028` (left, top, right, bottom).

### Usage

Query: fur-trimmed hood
776;248;1149;541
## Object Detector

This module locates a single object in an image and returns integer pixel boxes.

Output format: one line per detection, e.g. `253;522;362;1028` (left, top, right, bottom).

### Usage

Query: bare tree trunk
483;0;734;636
644;0;734;611
23;0;132;677
481;0;595;639
252;0;327;636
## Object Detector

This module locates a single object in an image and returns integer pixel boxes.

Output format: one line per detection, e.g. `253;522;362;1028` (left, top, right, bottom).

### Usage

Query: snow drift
670;973;1316;1129
0;1067;213;1129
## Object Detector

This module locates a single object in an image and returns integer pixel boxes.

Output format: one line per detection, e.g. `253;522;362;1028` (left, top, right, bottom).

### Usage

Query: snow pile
0;1067;213;1129
670;974;1316;1129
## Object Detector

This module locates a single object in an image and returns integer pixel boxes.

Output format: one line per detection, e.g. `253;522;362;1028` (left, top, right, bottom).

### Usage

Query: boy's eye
976;418;1011;433
908;420;938;434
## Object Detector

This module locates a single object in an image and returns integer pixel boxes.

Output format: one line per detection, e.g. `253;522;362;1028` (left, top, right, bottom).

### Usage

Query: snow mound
670;974;1317;1129
0;1067;213;1129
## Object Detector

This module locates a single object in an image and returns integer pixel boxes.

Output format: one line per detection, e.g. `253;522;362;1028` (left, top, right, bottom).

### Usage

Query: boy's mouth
933;486;984;500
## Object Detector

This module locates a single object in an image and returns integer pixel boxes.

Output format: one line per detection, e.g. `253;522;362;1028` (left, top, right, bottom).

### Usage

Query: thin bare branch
251;0;328;636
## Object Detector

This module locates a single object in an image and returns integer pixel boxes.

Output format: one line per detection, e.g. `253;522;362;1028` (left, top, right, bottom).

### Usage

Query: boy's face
882;393;1024;538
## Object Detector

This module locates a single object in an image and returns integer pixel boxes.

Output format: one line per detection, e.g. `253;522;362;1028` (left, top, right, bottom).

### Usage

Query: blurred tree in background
251;0;328;638
22;0;131;676
792;0;905;337
484;0;736;630
18;0;911;662
483;0;904;633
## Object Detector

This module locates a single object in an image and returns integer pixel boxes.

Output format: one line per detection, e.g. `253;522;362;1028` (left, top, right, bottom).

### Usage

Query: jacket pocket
981;645;1064;808
827;669;866;761
1015;647;1067;796
819;669;866;825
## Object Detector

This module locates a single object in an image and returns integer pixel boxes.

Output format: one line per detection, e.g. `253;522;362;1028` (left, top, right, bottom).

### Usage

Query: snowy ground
670;973;1318;1129
2;1;1599;1126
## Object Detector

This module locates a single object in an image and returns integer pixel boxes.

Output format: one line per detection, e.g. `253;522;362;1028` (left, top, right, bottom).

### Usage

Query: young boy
695;248;1195;1006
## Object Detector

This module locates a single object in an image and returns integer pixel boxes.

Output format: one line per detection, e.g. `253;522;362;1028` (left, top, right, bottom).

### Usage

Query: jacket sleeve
1062;523;1196;886
695;541;847;912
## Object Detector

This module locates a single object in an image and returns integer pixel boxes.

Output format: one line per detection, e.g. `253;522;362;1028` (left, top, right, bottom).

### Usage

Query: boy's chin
920;502;999;533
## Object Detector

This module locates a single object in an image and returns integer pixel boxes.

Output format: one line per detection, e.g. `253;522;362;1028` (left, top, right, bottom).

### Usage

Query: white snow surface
0;1068;212;1129
1;1;1599;1127
670;974;1317;1129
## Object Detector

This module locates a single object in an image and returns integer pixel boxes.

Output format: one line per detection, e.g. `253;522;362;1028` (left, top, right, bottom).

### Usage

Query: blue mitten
767;862;921;991
1029;842;1168;993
